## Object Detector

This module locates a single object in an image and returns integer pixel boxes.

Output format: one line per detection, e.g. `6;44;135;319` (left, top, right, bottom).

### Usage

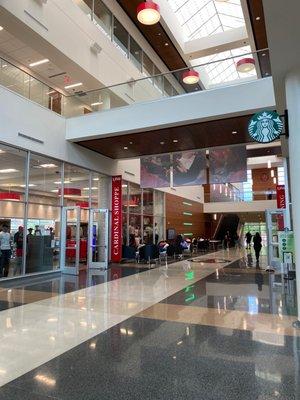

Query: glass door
89;208;109;269
61;206;81;275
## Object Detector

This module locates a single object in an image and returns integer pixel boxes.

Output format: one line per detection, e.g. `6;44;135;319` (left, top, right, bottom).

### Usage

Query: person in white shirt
0;225;12;277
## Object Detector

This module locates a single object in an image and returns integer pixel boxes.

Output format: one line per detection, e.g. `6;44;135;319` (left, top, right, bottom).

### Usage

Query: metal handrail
67;47;269;97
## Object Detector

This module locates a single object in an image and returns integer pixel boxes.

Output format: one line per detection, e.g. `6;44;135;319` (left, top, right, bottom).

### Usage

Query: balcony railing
0;48;269;118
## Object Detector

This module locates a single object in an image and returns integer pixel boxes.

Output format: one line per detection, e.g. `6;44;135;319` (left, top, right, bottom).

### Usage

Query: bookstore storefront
0;142;108;280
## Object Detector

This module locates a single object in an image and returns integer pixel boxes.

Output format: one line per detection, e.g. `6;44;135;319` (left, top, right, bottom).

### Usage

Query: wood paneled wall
252;168;277;200
165;193;210;239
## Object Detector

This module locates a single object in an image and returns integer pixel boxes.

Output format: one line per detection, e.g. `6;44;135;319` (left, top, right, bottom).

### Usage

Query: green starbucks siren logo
248;110;284;143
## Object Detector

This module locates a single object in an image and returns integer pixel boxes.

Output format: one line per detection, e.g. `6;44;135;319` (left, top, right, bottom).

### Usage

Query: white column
285;69;300;324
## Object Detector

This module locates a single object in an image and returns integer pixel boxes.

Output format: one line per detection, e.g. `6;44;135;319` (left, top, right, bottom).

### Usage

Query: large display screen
140;155;171;188
173;150;207;186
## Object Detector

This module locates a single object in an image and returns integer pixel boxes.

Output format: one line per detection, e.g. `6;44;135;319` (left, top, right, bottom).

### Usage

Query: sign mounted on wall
248;110;284;143
111;176;122;262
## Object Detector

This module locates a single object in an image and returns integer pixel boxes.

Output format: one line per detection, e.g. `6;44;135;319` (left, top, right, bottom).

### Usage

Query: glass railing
205;187;278;203
0;57;64;115
0;48;269;118
64;48;270;117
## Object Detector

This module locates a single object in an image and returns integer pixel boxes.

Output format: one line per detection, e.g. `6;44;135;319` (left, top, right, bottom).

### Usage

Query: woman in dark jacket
253;232;262;263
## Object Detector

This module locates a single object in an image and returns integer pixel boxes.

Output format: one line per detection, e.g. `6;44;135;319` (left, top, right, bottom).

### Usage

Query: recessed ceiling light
256;16;261;21
124;146;128;150
20;184;36;187
173;139;178;143
164;42;169;46
232;131;238;135
0;169;18;173
54;180;71;184
64;82;83;89
262;53;266;57
91;101;103;106
160;141;165;145
0;26;4;31
29;58;49;67
129;141;133;145
40;163;58;168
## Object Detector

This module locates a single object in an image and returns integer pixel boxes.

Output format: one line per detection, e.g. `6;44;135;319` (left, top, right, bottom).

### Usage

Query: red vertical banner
276;185;286;231
111;176;122;262
276;185;286;209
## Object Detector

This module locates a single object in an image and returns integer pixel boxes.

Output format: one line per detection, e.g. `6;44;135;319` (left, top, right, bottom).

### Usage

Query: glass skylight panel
168;0;245;41
192;46;257;87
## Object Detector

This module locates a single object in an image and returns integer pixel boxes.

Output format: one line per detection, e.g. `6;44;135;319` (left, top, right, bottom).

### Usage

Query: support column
285;70;300;326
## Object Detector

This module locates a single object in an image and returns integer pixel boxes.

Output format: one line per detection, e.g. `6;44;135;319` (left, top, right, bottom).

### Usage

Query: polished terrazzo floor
0;249;299;399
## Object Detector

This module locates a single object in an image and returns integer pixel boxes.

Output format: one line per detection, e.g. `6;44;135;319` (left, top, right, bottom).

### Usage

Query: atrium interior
0;0;299;399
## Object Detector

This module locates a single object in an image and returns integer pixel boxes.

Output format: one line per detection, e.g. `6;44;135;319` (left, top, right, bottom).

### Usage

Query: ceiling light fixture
40;163;58;168
182;70;200;85
173;139;178;143
232;131;237;135
0;26;3;31
267;160;271;169
0;169;18;173
137;2;160;25
91;101;103;106
29;58;49;67
236;58;256;73
54;180;71;184
271;169;275;178
124;146;128;150
64;82;83;89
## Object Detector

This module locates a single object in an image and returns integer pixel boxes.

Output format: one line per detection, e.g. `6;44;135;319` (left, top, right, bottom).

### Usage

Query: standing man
0;225;12;277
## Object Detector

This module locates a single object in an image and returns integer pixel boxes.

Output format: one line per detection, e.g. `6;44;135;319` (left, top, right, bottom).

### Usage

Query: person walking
245;231;252;250
253;232;262;263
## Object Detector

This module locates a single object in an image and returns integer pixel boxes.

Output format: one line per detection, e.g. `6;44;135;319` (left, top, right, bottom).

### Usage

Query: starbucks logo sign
248;110;284;143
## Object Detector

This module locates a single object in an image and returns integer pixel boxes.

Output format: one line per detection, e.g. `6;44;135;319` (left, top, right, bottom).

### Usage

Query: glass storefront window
128;183;142;214
129;37;142;71
94;0;112;37
63;164;91;206
143;189;153;215
0;144;27;199
113;18;129;57
0;205;25;278
129;214;141;247
26;206;60;274
28;154;62;206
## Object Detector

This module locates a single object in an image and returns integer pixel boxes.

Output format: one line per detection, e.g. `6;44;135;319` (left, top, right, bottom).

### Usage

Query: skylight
192;46;257;87
168;0;245;41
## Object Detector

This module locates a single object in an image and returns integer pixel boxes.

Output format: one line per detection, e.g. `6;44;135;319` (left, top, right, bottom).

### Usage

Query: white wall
66;77;276;140
0;85;117;175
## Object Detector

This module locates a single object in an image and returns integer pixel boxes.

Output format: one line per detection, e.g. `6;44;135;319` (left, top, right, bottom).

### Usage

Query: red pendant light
0;192;20;201
137;2;160;25
76;201;89;209
58;188;81;196
236;58;255;73
182;70;200;85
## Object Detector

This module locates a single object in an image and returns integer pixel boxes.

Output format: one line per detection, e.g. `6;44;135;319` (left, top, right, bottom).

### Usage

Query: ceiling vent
90;42;102;55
